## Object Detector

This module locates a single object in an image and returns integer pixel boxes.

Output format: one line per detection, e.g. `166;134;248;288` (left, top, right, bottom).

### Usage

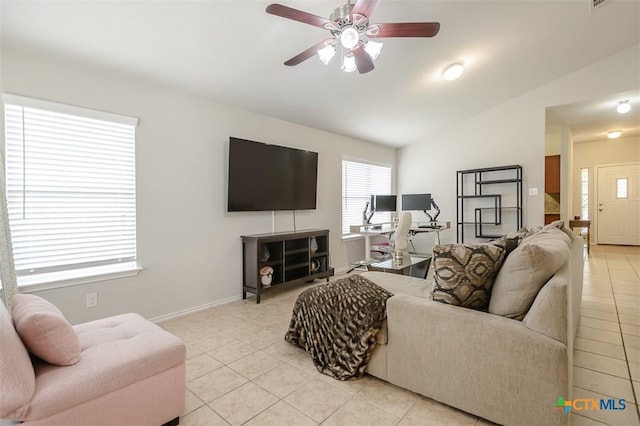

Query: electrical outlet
86;292;98;308
528;187;539;196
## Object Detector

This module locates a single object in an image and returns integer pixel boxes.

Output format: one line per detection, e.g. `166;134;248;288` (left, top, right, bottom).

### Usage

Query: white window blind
342;160;392;235
3;94;138;278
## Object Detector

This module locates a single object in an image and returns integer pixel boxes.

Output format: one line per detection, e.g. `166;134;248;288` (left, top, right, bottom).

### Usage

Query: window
3;94;138;284
581;168;589;220
617;178;628;199
341;160;392;235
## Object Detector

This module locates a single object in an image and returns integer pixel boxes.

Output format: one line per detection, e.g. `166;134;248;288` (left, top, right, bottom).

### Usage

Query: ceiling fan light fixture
617;100;631;114
317;44;336;65
364;40;383;60
442;62;464;81
340;27;360;50
266;1;441;74
607;130;622;139
341;52;357;72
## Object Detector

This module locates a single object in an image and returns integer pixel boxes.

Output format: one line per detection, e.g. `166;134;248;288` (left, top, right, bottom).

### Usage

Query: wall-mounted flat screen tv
402;193;432;211
227;137;318;212
371;194;397;212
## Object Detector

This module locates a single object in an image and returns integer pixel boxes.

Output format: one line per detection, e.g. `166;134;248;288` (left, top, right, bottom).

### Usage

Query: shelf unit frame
456;165;523;243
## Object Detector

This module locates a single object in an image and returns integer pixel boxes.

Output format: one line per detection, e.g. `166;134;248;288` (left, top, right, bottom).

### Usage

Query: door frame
594;161;640;245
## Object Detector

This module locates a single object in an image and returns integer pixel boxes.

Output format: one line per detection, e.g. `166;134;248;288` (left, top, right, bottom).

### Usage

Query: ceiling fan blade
351;0;381;17
284;39;332;66
353;46;374;74
266;4;335;30
367;22;440;38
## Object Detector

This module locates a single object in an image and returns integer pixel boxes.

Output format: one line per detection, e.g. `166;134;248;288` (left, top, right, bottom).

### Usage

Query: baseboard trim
150;295;242;323
333;265;355;276
149;269;357;323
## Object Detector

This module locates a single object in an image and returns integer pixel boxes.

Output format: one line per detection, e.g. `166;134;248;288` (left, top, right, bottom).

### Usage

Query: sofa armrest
385;294;568;426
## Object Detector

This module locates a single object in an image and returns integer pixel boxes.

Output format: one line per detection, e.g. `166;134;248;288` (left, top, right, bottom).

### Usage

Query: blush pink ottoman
1;296;186;425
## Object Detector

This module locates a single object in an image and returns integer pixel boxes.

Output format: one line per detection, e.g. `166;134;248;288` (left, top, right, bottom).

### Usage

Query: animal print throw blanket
285;274;393;380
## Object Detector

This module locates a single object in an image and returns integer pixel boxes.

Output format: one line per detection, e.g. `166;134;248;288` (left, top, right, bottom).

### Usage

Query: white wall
1;47;395;323
543;134;562;217
398;45;639;249
572;136;640;220
545;133;561;156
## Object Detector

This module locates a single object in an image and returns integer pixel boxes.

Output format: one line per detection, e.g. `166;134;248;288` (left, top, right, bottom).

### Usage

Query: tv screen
227;137;318;212
371;194;397;212
402;193;432;211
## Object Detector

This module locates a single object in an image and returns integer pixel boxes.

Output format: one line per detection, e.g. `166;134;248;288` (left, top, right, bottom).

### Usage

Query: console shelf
456;165;523;243
241;229;334;303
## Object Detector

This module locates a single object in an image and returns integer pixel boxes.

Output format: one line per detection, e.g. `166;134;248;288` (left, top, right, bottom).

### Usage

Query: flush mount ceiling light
266;0;440;74
607;130;622;139
442;62;464;81
617;100;631;114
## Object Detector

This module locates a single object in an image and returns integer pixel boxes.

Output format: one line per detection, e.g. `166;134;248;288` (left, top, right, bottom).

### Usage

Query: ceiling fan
266;0;440;74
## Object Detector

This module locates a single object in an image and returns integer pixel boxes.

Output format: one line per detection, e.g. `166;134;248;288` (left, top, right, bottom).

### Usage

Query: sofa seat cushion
11;294;81;366
12;313;186;421
489;228;571;320
361;272;433;344
362;271;433;298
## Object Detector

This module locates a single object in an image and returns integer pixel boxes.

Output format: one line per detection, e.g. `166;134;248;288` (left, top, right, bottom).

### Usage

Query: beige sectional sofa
363;226;584;426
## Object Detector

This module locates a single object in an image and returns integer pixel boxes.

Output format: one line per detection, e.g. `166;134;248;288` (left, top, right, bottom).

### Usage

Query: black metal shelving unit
456;165;523;243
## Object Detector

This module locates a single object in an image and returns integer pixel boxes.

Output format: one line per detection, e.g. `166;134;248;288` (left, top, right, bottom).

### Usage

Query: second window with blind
341;159;392;236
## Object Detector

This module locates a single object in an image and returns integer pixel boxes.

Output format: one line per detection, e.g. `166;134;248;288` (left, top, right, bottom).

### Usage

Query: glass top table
367;254;432;279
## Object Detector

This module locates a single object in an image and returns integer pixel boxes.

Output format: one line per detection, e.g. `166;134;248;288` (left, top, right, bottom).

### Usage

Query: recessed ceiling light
442;62;464;81
607;130;622;139
617;100;631;114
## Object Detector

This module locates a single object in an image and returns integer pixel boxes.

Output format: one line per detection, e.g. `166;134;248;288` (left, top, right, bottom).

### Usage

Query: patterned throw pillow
491;236;520;257
491;228;528;257
431;243;506;311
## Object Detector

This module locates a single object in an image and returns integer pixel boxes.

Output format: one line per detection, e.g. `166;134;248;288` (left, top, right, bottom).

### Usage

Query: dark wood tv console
241;229;334;303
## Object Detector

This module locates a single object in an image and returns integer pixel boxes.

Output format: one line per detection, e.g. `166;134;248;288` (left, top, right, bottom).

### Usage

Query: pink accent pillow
11;294;81;366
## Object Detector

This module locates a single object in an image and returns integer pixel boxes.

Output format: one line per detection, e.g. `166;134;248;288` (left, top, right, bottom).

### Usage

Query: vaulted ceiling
2;0;639;147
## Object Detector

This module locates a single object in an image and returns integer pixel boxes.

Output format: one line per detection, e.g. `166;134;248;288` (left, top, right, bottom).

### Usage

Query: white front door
596;163;640;245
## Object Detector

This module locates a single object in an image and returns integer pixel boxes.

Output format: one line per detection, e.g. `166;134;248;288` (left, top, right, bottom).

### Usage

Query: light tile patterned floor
159;244;640;426
571;244;640;426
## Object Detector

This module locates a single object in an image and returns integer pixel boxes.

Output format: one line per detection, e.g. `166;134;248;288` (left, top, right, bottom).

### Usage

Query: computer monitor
370;194;397;212
402;193;432;211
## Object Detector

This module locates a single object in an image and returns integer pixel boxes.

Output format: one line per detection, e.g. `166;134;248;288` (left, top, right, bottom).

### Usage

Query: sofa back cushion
431;243;505;311
12;294;81;366
489;228;570;320
0;300;36;418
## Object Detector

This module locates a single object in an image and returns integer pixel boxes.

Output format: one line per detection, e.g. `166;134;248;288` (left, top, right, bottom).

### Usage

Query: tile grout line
621;250;640;420
571;411;609;426
573;382;637;412
573;354;631;381
605;248;640;421
574;347;628;363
